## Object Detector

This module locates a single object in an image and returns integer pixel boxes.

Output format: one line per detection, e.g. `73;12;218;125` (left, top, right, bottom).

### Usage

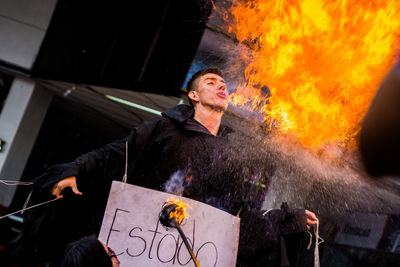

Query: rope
306;221;324;267
306;230;313;250
0;197;60;221
0;179;61;219
314;221;323;267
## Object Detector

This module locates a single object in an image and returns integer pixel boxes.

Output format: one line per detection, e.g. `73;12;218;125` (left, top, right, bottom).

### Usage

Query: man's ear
188;90;199;102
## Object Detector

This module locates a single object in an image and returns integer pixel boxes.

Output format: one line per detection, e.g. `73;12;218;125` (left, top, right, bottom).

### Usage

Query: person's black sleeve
34;138;126;194
33;117;164;195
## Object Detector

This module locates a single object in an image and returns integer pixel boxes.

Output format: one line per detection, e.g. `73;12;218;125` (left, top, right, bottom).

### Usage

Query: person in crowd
53;236;120;267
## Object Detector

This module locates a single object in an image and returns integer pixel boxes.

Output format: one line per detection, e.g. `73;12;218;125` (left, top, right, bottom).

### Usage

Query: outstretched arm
35;137;127;196
35;117;166;197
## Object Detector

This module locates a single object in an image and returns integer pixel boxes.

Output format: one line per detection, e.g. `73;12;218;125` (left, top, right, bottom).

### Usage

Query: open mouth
217;92;227;99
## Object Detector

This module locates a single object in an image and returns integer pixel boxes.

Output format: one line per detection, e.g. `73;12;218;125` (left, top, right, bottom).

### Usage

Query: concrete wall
0;0;57;69
0;77;53;206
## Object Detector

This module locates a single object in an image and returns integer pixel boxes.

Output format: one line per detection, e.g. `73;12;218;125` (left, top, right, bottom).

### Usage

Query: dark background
32;0;214;96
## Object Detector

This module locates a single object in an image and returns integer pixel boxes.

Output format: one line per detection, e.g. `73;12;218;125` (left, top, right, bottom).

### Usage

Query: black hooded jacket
14;105;307;266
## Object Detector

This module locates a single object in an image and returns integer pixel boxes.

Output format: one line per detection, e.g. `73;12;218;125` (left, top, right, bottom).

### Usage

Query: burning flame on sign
166;197;191;225
227;0;400;151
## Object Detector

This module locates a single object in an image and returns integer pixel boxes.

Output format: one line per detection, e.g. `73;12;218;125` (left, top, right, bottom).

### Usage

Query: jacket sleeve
34;117;165;195
34;138;126;194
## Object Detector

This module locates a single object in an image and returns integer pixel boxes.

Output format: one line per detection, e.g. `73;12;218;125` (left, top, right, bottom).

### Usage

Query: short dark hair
59;236;112;267
186;67;224;106
187;67;223;93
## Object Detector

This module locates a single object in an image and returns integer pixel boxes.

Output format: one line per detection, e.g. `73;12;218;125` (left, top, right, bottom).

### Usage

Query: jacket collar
162;104;233;137
162;104;194;123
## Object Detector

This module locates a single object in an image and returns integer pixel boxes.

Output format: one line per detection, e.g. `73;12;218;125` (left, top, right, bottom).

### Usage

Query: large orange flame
228;0;400;151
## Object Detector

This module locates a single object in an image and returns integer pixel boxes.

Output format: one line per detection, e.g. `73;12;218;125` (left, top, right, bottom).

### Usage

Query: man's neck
193;106;224;136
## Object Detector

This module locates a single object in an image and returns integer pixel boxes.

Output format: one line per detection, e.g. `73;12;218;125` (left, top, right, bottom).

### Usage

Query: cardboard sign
98;181;240;267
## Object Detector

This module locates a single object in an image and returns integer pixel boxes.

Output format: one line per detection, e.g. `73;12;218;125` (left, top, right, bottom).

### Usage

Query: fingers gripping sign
51;176;83;198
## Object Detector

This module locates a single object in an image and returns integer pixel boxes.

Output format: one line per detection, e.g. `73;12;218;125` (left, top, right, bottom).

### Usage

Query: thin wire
0;180;33;186
262;209;273;216
0;198;60;220
21;188;33;214
122;141;128;184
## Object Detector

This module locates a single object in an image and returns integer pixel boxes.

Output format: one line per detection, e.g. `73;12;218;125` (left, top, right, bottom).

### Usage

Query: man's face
189;73;228;111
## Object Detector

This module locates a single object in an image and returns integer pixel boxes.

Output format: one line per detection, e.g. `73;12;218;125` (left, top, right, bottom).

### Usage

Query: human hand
305;210;318;230
108;246;120;267
51;176;82;198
